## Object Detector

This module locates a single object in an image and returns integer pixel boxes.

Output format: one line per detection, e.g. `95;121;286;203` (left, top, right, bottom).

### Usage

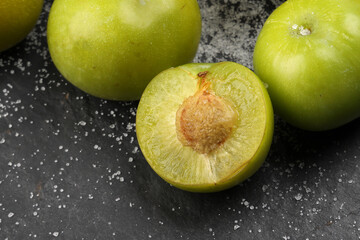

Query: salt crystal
294;193;303;201
299;26;311;36
78;121;86;126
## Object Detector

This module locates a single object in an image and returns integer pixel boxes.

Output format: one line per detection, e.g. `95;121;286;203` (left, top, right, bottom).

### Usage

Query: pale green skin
253;0;360;131
0;0;44;52
47;0;201;100
136;62;274;192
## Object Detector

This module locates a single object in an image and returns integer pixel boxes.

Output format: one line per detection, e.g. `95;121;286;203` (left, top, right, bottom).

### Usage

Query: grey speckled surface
1;0;360;239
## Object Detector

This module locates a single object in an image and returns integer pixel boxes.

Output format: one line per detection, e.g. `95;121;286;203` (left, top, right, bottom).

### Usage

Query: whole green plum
0;0;44;52
47;0;202;100
253;0;360;131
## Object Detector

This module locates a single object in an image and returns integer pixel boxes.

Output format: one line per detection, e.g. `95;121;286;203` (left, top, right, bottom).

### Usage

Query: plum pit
175;76;237;154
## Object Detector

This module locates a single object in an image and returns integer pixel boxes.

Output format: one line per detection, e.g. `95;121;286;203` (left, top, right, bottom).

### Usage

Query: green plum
253;0;360;131
47;0;201;100
136;62;274;192
0;0;44;52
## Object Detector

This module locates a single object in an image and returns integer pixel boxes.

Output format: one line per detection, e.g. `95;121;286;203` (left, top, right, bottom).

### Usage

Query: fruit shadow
268;115;360;185
271;116;360;167
132;116;360;232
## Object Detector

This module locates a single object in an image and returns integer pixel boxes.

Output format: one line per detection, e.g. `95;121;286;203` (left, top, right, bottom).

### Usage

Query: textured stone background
196;0;284;68
1;0;360;239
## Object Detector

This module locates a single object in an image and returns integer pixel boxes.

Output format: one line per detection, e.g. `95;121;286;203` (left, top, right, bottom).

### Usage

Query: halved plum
136;62;274;192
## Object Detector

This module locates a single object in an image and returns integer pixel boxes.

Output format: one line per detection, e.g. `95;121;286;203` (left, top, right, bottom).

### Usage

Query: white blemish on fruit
344;14;360;36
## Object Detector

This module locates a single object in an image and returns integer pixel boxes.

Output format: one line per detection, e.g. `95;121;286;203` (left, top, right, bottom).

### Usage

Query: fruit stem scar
197;71;210;91
292;24;312;36
175;74;237;154
197;71;208;78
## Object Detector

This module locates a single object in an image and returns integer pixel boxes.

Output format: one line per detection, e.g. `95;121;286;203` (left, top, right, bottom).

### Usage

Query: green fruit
253;0;360;131
47;0;202;100
0;0;44;52
136;62;274;192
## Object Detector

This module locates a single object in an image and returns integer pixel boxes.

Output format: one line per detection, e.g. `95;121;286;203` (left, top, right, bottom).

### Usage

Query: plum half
136;62;274;192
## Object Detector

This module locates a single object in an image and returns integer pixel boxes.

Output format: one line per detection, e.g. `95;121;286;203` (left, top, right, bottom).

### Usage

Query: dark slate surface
1;0;360;239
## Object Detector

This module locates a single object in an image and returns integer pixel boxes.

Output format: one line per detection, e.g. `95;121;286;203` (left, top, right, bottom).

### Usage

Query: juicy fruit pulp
47;0;202;100
136;62;274;192
253;0;360;131
0;0;44;52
